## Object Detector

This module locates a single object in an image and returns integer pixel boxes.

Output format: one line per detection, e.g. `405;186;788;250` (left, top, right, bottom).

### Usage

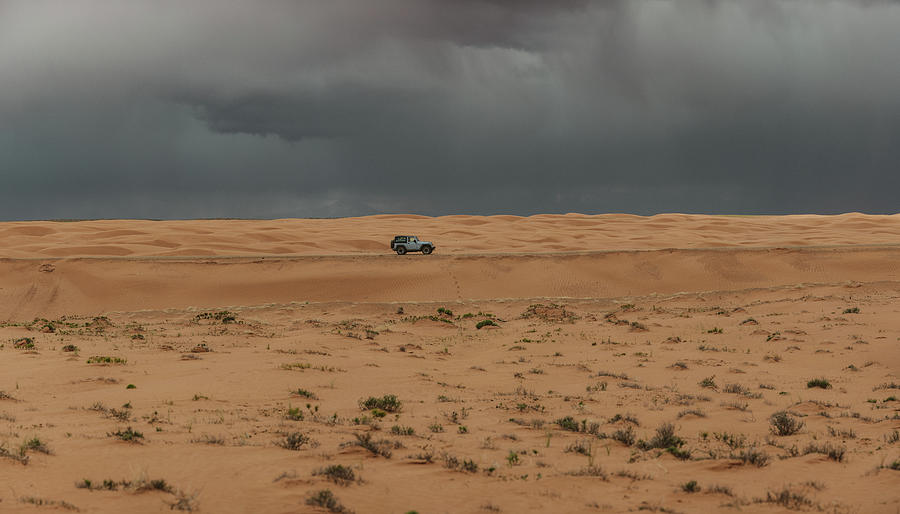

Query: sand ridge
0;213;898;258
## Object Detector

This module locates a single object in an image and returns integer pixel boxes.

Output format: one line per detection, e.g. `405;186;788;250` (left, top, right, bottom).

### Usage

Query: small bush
20;437;51;455
359;395;402;413
803;442;845;462
737;446;769;467
769;411;804;436
681;480;700;493
556;416;580;432
313;465;356;486
610;426;635;446
109;427;143;443
277;432;310;451
842;307;860;314
306;489;351;513
294;388;318;399
763;487;813;509
351;433;393;458
87;356;127;365
637;423;683;450
390;425;415;436
807;378;831;389
285;407;304;421
699;376;717;389
476;319;497;330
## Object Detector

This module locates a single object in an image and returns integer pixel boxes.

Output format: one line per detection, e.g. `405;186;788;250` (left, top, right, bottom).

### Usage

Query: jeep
390;235;435;255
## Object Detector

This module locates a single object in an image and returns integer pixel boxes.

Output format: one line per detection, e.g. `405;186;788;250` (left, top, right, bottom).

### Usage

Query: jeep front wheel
421;245;433;255
396;246;407;255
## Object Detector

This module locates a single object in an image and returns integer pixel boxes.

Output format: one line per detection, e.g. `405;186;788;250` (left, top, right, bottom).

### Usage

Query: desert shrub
763;487;813;509
555;416;580;432
807;378;831;389
842;307;860;314
769;411;804;436
637;423;684;450
681;480;700;493
87;356;127;365
390;425;414;436
565;439;592;456
306;490;351;513
736;446;769;467
294;388;318;399
610;426;636;446
351;433;393;458
699;376;717;389
20;437;51;455
277;432;310;451
803;442;845;462
476;319;497;330
313;465;356;486
359;395;402;413
109;427;143;442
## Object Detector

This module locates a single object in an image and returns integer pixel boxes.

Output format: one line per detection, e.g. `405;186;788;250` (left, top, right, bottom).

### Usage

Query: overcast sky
1;0;898;219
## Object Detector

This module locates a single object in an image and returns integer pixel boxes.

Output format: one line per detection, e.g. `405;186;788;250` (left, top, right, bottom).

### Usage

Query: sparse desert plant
677;409;706;419
313;465;357;486
193;434;224;445
350;432;393;458
681;480;700;493
723;383;749;395
61;344;78;352
0;443;29;464
87;356;127;365
565;439;592;456
803;442;845;462
886;430;900;444
608;413;639;426
610;426;636;446
359;394;402;413
20;437;51;455
277;432;310;451
476;319;497;329
842;307;860;314
306;489;351;513
699;376;717;389
428;423;444;433
888;460;900;471
807;378;831;389
566;465;608;479
637;423;684;451
556;416;580;432
13;337;35;349
294;388;318;399
285;407;304;421
736;446;769;467
769;411;804;436
109;427;143;443
390;425;415;436
762;487;813;510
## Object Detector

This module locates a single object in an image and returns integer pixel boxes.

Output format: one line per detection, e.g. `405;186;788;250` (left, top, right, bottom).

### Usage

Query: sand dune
0;215;898;513
0;213;897;258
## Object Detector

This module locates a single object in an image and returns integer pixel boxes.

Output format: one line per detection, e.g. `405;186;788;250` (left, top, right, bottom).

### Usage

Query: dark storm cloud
0;0;898;219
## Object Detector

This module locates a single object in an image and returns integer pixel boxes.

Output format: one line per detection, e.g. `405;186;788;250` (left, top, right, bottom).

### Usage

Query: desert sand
0;213;898;513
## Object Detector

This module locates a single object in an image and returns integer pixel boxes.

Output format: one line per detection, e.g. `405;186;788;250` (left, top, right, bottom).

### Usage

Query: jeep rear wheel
396;246;407;255
421;245;433;255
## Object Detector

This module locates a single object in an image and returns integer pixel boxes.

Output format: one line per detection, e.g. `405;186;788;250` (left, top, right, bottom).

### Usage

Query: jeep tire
396;246;407;255
421;245;433;255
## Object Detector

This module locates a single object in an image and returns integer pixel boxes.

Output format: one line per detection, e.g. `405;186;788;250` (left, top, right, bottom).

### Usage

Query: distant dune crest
0;213;897;258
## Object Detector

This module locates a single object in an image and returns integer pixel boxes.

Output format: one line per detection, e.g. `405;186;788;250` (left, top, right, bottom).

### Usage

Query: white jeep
390;235;435;255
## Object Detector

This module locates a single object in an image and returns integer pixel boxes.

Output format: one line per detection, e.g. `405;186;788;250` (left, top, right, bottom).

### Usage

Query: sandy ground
0;214;898;514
